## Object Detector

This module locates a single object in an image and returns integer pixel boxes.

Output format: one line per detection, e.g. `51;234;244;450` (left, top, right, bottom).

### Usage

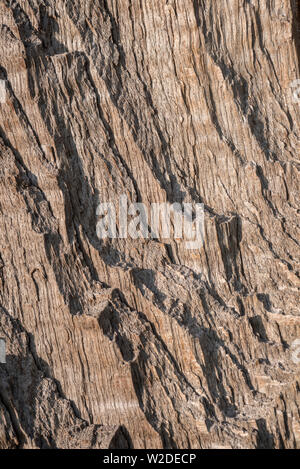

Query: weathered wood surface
0;0;299;448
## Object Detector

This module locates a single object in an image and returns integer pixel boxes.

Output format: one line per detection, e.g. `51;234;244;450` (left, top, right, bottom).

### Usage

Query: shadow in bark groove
132;267;254;418
97;291;215;448
0;307;78;447
108;425;134;449
0;306;133;448
256;418;275;449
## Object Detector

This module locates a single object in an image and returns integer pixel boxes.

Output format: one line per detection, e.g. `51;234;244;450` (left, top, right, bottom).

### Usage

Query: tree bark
0;0;299;449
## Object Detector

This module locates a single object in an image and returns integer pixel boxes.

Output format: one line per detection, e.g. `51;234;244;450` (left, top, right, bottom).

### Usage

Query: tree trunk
0;0;299;449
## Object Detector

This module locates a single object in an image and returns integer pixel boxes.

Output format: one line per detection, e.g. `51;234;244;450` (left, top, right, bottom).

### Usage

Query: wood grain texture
0;0;299;448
